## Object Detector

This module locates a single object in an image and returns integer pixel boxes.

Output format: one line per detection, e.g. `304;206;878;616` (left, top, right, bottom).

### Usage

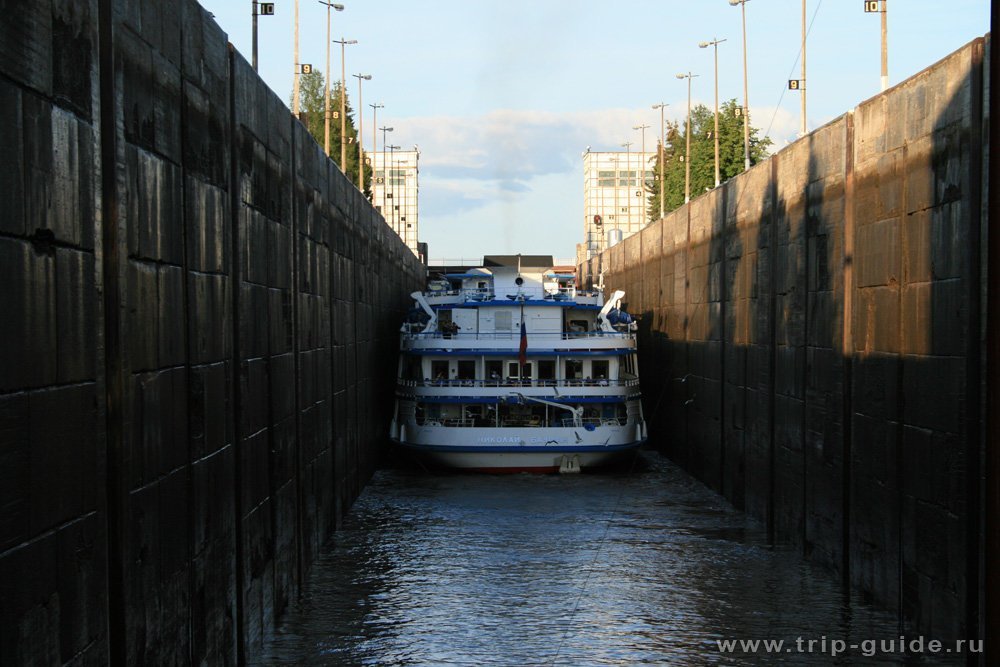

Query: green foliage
647;98;772;221
292;72;372;197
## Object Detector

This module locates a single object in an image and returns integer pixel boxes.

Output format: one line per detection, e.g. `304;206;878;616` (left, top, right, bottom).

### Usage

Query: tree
647;98;772;221
292;71;372;197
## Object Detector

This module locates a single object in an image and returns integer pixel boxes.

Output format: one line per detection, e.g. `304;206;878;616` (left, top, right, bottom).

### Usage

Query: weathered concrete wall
0;0;422;664
583;36;989;641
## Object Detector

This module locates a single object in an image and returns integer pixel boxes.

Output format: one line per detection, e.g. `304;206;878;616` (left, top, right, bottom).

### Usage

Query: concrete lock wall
0;0;423;664
583;36;989;641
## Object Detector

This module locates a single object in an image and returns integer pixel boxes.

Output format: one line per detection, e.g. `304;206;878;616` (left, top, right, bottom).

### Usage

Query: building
372;148;420;256
579;150;655;263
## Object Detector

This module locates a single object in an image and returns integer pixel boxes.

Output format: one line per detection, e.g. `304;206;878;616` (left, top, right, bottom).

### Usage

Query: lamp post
676;72;699;204
864;0;889;91
729;0;751;171
800;0;806;134
352;73;372;188
333;38;356;169
699;38;726;187
369;102;383;196
293;0;300;117
652;103;667;220
379;125;393;214
633;124;649;223
251;1;275;72
320;2;345;156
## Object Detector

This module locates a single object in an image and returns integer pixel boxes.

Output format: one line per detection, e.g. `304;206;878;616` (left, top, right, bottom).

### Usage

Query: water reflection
257;453;946;665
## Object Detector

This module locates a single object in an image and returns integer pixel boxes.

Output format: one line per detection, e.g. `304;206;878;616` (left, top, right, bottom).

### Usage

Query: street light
320;2;345;156
729;0;751;171
633;124;649;223
864;0;888;91
379;125;393;214
652;103;668;220
333;38;357;169
676;72;699;204
353;73;372;188
251;1;276;72
699;38;726;187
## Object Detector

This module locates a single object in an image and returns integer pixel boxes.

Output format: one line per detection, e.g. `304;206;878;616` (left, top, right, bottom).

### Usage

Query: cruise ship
389;255;647;473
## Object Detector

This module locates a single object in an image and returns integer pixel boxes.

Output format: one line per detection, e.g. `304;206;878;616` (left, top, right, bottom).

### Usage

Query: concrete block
185;178;228;273
0;1;52;95
240;358;269;439
854;286;900;354
127;147;183;264
268;288;293;355
189;361;229;460
188;272;231;364
158;264;185;367
269;353;295;424
0;237;57;390
0;393;30;551
240;430;270;513
0;81;25;236
852;352;899;420
27;384;96;531
126;260;159;372
902;355;964;434
855;218;901;288
56;247;97;383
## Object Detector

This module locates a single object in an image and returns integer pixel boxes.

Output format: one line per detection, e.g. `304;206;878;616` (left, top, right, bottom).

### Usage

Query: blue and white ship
390;255;646;473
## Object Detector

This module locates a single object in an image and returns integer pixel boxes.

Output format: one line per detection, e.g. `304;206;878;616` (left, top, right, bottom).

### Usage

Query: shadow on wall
584;35;988;644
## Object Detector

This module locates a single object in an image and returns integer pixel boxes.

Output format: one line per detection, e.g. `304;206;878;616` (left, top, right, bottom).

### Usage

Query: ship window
457;360;475;380
486;360;503;383
591;360;609;380
431;360;449;381
568;319;588;333
538;360;555;380
508;362;531;378
495;311;512;331
565;359;583;380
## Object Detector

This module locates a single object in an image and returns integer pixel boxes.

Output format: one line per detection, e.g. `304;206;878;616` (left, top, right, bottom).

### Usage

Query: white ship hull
391;422;646;473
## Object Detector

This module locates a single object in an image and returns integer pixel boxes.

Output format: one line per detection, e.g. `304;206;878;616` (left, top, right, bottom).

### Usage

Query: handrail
402;330;634;341
398;378;640;389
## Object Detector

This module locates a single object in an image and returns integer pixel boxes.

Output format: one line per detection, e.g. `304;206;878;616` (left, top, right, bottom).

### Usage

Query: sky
197;1;990;264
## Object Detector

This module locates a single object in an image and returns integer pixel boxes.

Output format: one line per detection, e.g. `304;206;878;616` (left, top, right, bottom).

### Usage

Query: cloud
390;106;684;215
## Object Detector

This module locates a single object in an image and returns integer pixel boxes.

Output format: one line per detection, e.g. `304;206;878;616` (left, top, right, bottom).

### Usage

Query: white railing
398;378;640;389
402;330;634;342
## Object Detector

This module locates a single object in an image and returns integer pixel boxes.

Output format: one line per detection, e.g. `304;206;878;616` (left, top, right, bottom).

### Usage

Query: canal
255;452;951;665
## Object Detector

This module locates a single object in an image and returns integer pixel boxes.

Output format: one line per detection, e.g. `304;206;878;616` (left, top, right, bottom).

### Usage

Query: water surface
258;452;949;665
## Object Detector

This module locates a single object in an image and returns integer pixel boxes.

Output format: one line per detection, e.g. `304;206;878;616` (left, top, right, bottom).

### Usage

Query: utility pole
333;38;356;169
292;0;299;117
699;38;726;187
652;103;667;220
320;2;345;155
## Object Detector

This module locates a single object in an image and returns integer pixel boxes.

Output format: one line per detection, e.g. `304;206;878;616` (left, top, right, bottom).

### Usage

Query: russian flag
518;319;528;366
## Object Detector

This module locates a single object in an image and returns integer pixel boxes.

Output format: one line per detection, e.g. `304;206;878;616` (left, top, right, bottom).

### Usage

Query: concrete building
372;148;420;256
578;149;656;264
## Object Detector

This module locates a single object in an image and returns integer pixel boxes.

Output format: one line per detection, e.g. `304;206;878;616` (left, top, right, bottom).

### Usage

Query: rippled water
257;452;948;666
